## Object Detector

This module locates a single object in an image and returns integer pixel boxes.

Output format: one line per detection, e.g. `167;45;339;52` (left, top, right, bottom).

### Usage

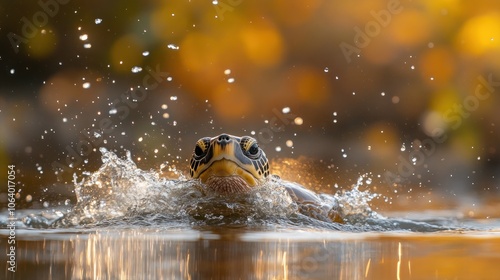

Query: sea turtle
189;133;343;223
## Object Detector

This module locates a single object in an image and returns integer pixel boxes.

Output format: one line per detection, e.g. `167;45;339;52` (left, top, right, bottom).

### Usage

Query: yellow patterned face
189;134;270;194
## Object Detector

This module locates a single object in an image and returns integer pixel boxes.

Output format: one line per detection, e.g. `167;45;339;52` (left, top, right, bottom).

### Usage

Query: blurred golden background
1;0;500;208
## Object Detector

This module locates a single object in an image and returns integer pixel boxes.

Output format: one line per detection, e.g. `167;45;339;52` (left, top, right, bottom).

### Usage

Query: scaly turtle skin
189;133;343;223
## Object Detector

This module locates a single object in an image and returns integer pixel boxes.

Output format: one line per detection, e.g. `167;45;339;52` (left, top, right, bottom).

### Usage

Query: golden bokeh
150;3;190;41
419;47;456;87
429;87;461;114
272;0;322;26
239;20;285;68
212;83;254;120
284;67;331;107
389;9;432;47
456;12;500;56
363;37;399;65
179;32;219;72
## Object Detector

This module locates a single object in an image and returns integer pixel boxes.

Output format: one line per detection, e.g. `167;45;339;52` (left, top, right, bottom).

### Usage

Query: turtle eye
194;137;210;158
241;136;261;158
194;145;204;157
248;143;259;155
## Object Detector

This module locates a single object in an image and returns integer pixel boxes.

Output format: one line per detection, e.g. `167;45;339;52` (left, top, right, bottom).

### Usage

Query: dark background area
1;0;500;209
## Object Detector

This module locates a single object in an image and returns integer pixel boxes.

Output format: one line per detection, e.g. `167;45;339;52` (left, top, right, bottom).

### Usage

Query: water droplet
142;51;150;56
43;201;50;208
286;140;293;147
170;96;177;101
62;117;68;122
161;104;168;109
212;0;218;4
275;146;282;152
381;92;385;96
410;65;415;70
109;108;117;115
401;143;406;151
82;82;91;89
138;137;143;142
324;67;329;73
294;117;303;125
282;107;290;114
163;113;170;119
131;66;143;73
167;44;179;50
227;77;235;83
10;69;15;74
79;34;88;41
224;69;231;75
83;43;92;49
95;18;103;24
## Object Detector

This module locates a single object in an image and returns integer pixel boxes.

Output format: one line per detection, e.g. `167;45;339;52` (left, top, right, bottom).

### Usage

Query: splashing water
51;148;300;228
334;175;382;220
14;148;454;232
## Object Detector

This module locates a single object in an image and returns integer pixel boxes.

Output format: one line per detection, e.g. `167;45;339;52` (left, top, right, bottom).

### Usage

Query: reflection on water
2;226;500;280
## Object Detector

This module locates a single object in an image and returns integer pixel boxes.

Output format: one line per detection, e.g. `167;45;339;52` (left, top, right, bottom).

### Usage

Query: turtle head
189;134;270;194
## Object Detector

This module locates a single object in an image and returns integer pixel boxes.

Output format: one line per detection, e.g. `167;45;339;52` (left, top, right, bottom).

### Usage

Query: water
1;148;500;279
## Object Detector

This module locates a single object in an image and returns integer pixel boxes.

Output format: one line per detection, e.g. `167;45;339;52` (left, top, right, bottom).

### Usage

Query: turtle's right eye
248;143;259;155
240;136;262;159
194;137;210;158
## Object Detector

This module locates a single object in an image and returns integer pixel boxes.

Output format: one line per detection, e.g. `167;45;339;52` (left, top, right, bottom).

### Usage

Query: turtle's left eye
248;143;259;155
194;145;205;157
